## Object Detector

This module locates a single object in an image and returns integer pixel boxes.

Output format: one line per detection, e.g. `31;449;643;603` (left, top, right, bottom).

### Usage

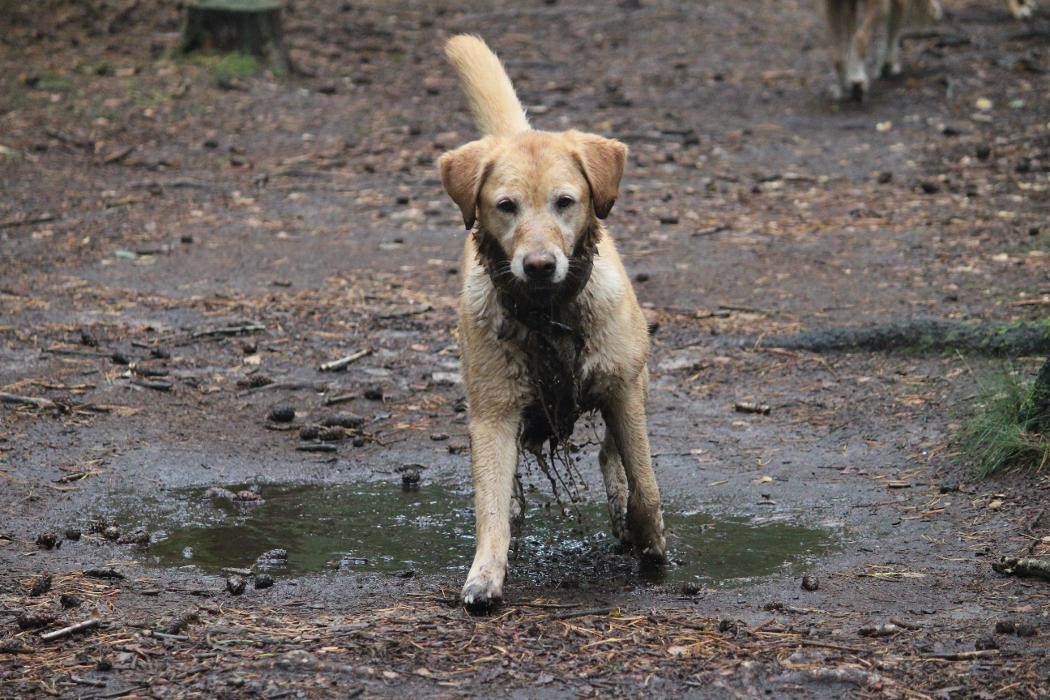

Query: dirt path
2;1;1049;696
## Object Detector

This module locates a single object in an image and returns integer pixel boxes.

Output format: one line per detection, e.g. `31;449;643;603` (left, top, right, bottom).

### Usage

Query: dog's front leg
462;413;520;614
603;377;666;564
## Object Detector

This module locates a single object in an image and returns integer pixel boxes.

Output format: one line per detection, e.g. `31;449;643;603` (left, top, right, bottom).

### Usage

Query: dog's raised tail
445;34;530;137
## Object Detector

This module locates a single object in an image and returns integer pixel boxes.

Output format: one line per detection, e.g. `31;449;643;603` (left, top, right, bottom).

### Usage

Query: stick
40;617;101;642
323;392;357;405
377;304;432;320
190;323;266;340
319;349;372;372
0;392;57;409
992;556;1050;581
0;213;55;229
551;607;618;620
921;649;999;661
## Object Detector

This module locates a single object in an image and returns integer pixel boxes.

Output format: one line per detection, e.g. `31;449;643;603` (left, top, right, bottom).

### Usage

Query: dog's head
439;129;626;289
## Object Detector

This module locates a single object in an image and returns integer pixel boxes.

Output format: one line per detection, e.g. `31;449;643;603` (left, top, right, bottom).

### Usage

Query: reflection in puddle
113;483;837;587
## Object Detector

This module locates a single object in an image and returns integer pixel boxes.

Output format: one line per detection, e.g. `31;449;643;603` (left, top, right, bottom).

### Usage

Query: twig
323;392;357;405
921;649;999;661
319;349;372;372
40;617;101;642
191;323;266;339
243;380;329;395
70;675;107;688
551;607;618;620
0;392;57;409
377;304;432;320
129;379;173;392
0;212;55;229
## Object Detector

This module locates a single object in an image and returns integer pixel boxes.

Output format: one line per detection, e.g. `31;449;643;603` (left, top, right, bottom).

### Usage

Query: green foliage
959;370;1050;476
36;72;73;91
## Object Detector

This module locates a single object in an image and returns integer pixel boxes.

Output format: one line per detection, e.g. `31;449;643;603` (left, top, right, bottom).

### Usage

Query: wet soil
2;0;1049;697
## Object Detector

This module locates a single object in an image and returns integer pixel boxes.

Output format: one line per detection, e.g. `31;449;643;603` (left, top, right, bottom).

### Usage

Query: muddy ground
2;0;1049;697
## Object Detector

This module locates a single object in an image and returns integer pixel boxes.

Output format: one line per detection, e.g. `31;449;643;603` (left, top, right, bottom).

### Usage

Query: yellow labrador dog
437;35;666;614
825;0;1037;101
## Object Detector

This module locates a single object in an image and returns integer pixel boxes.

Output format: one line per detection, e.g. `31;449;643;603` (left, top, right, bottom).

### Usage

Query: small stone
29;574;52;597
111;351;130;365
634;272;650;282
255;548;289;571
801;574;819;591
96;658;113;672
1029;226;1040;237
975;144;991;160
1014;623;1037;637
60;594;82;608
64;528;81;541
995;619;1016;634
658;214;679;225
234;490;262;503
352;436;366;447
718;618;736;633
877;171;893;184
180;234;195;244
226;575;247;595
268;405;295;423
35;532;60;549
1015;158;1032;174
299;424;321;440
919;181;940;194
939;481;959;494
103;526;121;541
254;573;275;589
401;468;421;491
975;636;999;650
363;386;384;401
429;432;449;442
79;329;99;347
680;581;702;596
204;486;237;501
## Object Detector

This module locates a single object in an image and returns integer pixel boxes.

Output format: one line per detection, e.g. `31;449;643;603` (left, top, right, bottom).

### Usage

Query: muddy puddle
110;483;838;588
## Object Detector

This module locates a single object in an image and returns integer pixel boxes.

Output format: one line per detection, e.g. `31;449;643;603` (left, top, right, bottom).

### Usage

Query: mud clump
268;405;295;423
35;532;60;549
118;528;150;545
64;528;81;541
226;575;247;595
321;413;364;429
255;573;275;589
29;574;52;597
17;611;55;630
801;574;819;591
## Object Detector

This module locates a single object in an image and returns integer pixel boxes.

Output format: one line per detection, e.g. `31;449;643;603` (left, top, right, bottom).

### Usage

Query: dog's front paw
462;566;505;616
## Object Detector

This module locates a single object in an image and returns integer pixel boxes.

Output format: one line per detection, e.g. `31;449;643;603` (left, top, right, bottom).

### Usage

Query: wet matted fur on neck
471;222;601;456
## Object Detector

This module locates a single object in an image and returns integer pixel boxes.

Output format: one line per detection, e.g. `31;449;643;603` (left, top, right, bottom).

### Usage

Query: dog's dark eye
555;195;575;210
495;198;517;215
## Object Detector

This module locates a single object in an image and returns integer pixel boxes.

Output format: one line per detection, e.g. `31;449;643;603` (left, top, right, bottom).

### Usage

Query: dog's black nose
523;252;557;281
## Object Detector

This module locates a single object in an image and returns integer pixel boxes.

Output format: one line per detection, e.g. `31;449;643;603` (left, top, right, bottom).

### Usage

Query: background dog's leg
846;0;882;100
1008;0;1035;19
598;429;630;547
603;379;666;564
824;0;856;99
462;415;520;614
880;0;905;78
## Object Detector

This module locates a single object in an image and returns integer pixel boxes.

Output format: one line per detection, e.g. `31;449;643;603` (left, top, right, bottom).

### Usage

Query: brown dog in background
825;0;1036;101
437;35;666;614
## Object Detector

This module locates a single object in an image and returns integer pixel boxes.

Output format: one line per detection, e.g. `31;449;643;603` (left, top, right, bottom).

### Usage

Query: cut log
181;0;291;76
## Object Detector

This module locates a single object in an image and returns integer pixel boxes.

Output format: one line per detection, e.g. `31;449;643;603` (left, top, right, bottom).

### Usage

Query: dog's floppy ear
571;131;628;220
438;138;494;230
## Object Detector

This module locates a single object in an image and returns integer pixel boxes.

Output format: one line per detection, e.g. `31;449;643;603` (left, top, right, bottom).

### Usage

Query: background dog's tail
445;34;530;137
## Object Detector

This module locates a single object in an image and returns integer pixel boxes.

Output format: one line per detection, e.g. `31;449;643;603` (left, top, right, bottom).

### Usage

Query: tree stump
181;0;291;76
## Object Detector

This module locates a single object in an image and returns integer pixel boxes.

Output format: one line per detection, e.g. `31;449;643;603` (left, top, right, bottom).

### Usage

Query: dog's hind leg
602;375;666;564
599;428;630;547
462;414;520;614
1008;0;1035;19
